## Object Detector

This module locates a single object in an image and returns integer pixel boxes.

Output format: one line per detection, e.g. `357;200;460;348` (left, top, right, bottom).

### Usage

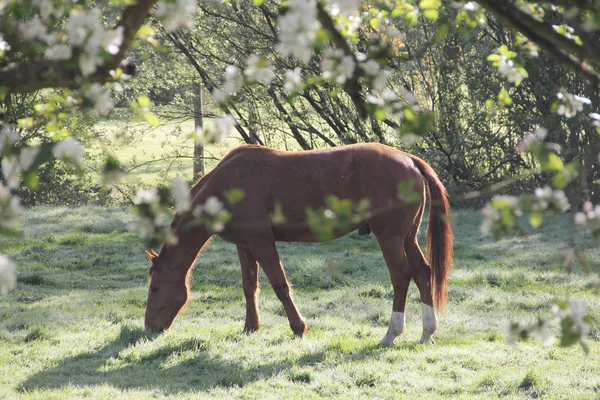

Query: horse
144;142;453;345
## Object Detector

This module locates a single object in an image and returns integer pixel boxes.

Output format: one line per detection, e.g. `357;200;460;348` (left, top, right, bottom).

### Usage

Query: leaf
423;9;439;20
136;25;155;39
144;112;159;127
529;210;543;228
253;0;264;5
419;0;440;9
373;108;387;121
434;23;449;42
224;188;245;204
138;95;151;108
498;90;512;106
540;153;564;172
369;18;381;30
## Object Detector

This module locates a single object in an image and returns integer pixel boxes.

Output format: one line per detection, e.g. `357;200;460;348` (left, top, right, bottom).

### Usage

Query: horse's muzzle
145;324;165;333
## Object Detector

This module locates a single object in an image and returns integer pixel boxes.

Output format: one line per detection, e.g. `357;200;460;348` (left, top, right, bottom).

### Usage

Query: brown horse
144;143;453;345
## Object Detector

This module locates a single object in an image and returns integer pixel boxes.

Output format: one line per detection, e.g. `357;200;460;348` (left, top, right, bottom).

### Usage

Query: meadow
1;206;599;399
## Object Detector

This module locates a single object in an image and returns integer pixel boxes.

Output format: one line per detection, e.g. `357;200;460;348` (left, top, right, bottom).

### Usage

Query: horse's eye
150;286;159;293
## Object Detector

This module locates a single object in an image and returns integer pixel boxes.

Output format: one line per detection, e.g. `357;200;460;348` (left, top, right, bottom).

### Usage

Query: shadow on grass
19;326;402;395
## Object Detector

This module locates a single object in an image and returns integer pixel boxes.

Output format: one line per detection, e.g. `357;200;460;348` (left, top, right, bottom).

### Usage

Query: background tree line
107;1;598;208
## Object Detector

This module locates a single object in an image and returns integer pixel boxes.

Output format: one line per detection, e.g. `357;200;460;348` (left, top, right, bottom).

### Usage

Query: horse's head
144;249;190;332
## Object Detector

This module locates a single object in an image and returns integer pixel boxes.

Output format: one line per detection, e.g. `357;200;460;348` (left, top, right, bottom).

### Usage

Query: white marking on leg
379;311;405;345
419;303;438;344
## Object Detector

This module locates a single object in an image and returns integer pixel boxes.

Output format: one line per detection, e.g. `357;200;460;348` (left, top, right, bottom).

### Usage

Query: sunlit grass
0;207;599;399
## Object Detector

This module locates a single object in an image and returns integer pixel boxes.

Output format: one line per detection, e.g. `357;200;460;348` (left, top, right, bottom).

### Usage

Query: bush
18;160;101;207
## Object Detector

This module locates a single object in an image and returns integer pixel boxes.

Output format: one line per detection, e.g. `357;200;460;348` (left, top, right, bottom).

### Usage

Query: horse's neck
162;227;211;275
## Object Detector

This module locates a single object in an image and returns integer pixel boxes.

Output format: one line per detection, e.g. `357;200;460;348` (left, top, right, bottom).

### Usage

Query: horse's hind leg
405;238;438;344
376;234;412;345
247;237;307;337
237;245;260;333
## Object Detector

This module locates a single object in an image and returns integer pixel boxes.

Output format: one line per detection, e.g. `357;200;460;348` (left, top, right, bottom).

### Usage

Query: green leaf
369;18;381;30
486;54;501;61
419;0;440;9
144;112;159;127
45;121;58;133
529;210;543;228
136;25;155;39
423;9;438;20
138;95;151;108
498;90;512;106
434;23;449;42
540;153;564;172
270;202;286;224
373;108;387;121
253;0;264;5
224;188;245;204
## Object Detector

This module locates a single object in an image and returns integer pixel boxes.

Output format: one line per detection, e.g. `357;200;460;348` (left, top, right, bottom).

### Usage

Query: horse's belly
272;223;359;243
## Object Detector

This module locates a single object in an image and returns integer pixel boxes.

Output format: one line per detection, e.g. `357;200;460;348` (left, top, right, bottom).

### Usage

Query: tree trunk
193;80;205;181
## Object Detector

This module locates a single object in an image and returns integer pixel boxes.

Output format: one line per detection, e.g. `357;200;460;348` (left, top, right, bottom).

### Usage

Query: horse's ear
145;250;158;262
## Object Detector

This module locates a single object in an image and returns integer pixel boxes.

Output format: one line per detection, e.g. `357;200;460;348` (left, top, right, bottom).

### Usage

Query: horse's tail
408;155;453;312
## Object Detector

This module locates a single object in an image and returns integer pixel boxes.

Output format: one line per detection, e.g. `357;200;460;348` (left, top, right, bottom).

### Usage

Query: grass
88;109;305;186
0;207;599;399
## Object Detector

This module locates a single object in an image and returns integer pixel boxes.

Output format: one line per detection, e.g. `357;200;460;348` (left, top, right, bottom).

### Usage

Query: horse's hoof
243;325;260;334
379;331;401;346
419;334;436;345
292;323;308;338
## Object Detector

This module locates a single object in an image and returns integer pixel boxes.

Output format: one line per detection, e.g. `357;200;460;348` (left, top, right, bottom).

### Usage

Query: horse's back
209;144;423;241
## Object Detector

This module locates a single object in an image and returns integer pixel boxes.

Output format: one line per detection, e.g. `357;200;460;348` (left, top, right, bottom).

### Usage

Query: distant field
1;207;599;399
89;112;241;185
88;110;306;186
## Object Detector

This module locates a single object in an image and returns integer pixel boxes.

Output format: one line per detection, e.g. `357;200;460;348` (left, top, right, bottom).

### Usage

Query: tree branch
474;0;600;87
0;0;158;94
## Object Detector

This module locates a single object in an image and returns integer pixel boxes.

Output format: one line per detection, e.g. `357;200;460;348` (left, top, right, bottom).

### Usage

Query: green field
1;206;599;399
90;115;241;185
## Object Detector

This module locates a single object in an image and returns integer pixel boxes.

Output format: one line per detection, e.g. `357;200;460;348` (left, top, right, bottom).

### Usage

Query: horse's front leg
237;245;260;333
247;237;307;337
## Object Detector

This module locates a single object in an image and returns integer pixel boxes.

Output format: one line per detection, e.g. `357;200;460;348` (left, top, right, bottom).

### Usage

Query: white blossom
52;138;85;166
327;0;361;17
0;182;23;232
574;212;587;225
517;127;547;153
45;43;72;60
212;65;242;103
156;0;197;31
0;36;10;52
321;49;356;85
34;0;56;19
283;67;303;94
278;0;319;63
556;92;591;118
480;203;501;234
463;2;480;11
172;177;191;214
204;196;224;216
84;83;113;114
534;185;570;212
214;114;237;140
0;254;16;296
20;147;40;171
1;156;20;189
19;17;49;42
66;8;124;76
0;126;19;153
133;187;159;205
244;55;275;85
497;56;524;83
